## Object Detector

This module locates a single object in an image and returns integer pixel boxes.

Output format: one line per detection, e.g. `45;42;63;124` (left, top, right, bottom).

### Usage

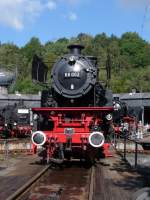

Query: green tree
120;32;150;68
94;33;110;48
0;43;20;70
21;37;43;62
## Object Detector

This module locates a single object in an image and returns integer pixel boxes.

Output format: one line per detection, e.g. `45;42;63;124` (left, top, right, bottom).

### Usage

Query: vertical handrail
135;142;138;168
114;132;140;168
123;133;127;160
4;139;9;168
113;132;116;147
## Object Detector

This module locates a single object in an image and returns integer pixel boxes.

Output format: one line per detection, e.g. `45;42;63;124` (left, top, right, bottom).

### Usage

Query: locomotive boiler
40;44;112;107
31;44;114;163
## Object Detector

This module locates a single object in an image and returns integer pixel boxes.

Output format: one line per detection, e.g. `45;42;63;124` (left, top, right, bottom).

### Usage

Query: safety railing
110;131;146;168
0;138;32;167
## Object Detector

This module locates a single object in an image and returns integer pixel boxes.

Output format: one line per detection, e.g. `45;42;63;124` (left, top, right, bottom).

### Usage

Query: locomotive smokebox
67;44;84;55
51;44;98;102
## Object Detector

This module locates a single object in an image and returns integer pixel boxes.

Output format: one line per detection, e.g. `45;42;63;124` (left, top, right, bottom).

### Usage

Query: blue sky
0;0;150;47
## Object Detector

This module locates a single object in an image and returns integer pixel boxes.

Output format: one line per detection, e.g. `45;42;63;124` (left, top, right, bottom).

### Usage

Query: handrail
111;131;143;168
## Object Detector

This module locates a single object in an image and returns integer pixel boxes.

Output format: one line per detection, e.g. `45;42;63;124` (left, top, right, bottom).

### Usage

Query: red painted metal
123;116;136;123
103;143;113;157
0;126;4;131
13;125;32;137
113;116;138;136
32;107;114;112
33;107;113;143
32;106;114;160
113;126;121;134
0;126;4;138
123;116;138;133
32;143;37;154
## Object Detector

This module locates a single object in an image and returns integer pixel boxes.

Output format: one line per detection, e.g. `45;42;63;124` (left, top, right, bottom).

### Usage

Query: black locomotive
31;43;139;164
32;44;113;107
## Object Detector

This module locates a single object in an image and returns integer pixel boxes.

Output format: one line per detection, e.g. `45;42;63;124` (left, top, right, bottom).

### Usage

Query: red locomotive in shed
31;44;129;164
0;101;33;138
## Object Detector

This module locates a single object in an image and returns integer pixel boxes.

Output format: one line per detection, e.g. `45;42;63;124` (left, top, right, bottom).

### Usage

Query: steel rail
88;166;95;200
6;165;50;200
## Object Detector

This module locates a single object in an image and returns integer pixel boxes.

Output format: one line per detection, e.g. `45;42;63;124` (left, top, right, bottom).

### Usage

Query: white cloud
46;1;57;10
0;0;56;30
68;12;77;21
0;0;84;30
0;0;43;30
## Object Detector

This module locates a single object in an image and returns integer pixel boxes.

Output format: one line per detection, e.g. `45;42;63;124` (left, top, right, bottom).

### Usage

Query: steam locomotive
0;100;32;138
31;44;125;163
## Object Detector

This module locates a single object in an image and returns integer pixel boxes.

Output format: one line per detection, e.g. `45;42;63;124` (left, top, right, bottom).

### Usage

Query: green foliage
0;43;20;70
21;37;44;62
0;32;150;94
120;32;150;67
12;76;44;94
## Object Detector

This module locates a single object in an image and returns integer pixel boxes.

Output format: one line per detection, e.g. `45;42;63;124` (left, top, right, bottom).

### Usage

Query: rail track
6;165;50;200
6;161;95;200
1;150;147;200
5;159;134;200
1;138;150;200
117;149;150;154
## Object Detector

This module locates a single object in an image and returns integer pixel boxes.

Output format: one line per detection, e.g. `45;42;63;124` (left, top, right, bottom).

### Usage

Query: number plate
64;128;74;135
64;72;80;78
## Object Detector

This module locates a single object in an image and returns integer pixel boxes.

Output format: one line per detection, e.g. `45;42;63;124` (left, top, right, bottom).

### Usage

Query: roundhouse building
0;90;149;125
114;92;150;125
